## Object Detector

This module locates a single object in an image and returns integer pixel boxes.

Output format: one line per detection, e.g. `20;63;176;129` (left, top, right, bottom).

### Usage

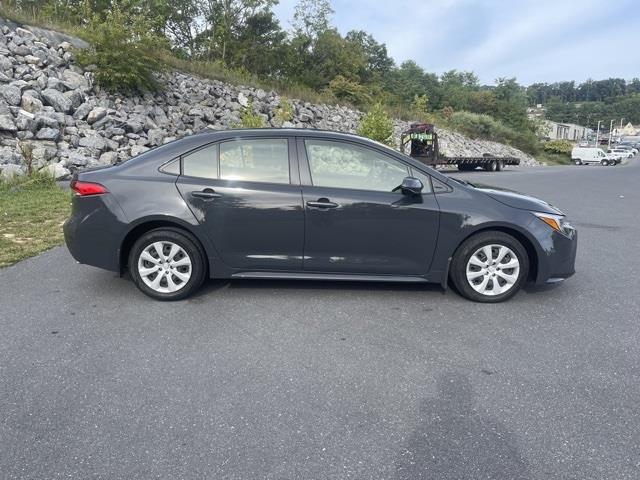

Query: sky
273;0;639;86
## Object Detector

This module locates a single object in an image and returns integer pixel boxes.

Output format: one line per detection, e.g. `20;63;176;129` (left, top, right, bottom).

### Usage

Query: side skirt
230;271;430;283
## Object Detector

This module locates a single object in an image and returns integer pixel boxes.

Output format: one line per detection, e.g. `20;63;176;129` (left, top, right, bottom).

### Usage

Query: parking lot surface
1;158;639;479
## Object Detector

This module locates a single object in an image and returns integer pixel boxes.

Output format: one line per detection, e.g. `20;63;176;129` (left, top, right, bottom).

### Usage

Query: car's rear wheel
129;229;206;301
574;159;582;165
450;231;529;303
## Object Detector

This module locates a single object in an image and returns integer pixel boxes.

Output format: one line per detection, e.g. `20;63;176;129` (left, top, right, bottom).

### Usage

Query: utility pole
608;120;614;149
618;118;624;142
596;120;602;147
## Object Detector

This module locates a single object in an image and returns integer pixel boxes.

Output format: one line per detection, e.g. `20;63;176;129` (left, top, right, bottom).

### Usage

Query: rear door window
220;139;290;184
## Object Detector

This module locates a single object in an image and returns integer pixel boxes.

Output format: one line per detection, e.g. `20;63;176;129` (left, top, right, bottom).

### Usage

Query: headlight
532;212;575;237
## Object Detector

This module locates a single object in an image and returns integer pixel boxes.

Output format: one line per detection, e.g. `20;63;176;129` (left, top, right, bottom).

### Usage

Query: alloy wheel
466;244;520;296
137;241;192;293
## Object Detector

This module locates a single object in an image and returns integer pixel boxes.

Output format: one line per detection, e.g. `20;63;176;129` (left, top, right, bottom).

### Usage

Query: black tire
574;159;582;165
450;231;529;303
600;159;609;166
495;160;503;171
129;228;207;301
484;160;497;172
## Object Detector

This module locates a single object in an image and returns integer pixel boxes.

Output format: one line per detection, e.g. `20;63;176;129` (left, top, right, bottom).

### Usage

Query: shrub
328;75;371;106
273;96;293;126
357;103;394;146
76;6;167;92
446;111;540;154
543;140;573;155
236;101;265;128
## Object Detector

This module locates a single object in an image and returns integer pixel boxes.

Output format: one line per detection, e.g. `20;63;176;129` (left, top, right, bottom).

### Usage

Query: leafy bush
76;6;167;92
446;111;540;154
236;101;265;128
328;75;371;106
357;103;394;146
273;96;294;126
543;140;573;155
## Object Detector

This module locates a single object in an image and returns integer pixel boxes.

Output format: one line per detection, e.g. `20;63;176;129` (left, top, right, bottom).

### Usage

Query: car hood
468;182;564;215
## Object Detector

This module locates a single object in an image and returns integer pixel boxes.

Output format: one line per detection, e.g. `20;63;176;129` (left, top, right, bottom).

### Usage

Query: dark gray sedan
63;129;577;302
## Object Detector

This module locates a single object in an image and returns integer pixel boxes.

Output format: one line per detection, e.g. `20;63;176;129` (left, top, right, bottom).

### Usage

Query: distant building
613;122;639;138
542;120;590;141
527;105;592;142
526;104;546;119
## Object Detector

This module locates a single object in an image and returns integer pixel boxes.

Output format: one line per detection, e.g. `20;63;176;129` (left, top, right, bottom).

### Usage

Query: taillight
70;180;108;196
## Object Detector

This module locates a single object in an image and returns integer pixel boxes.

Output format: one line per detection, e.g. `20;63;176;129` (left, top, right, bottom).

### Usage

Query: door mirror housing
394;176;424;195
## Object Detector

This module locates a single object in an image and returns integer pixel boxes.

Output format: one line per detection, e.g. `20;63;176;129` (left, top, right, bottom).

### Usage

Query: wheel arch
119;217;210;275
450;224;539;282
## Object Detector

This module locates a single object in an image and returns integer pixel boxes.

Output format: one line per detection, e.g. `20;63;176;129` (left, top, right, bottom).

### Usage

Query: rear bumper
63;195;125;273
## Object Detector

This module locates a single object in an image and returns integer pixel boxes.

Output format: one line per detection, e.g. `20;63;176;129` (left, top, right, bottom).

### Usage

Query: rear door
176;136;305;271
298;137;440;275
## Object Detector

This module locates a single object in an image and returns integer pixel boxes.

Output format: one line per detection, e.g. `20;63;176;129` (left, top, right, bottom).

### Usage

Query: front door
176;137;304;271
299;138;440;275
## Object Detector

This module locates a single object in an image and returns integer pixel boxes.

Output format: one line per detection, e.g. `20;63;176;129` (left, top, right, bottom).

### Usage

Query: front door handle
306;198;339;209
191;188;222;200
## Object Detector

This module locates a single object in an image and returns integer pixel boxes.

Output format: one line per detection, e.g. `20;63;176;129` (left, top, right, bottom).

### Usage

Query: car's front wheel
450;231;529;303
129;228;206;301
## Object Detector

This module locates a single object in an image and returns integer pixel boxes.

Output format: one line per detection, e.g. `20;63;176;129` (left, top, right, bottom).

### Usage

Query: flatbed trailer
400;123;520;171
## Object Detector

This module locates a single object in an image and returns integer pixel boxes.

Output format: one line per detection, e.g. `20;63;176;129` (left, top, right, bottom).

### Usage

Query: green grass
536;152;573;166
0;175;71;268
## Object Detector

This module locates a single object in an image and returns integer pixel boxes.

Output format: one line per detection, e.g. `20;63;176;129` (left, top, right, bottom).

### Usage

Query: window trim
299;137;434;194
179;136;299;186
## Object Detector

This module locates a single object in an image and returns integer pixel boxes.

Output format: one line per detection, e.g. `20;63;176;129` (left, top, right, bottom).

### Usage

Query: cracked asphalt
1;157;639;479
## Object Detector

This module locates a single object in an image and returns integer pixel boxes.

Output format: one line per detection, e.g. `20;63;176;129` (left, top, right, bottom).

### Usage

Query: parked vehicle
400;123;519;171
64;129;577;303
616;145;638;155
571;147;618;166
608;148;634;159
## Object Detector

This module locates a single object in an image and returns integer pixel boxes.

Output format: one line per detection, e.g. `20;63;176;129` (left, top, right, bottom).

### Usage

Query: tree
227;10;287;76
198;0;277;63
291;0;334;40
345;30;394;83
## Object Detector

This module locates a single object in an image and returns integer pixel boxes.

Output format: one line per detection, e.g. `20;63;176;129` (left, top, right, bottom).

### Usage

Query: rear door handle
191;188;222;200
306;199;339;209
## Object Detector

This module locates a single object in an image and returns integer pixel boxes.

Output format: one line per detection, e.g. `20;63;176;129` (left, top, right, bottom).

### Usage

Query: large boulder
62;69;88;89
0;85;21;106
41;88;73;113
78;134;107;153
21;93;43;113
0;114;17;132
40;162;70;180
35;127;61;141
87;107;107;124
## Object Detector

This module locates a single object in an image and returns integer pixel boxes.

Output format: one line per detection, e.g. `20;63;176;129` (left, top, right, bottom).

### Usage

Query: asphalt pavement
1;157;639;479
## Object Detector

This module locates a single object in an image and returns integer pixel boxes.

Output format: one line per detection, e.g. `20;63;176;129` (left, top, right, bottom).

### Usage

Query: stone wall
0;21;538;180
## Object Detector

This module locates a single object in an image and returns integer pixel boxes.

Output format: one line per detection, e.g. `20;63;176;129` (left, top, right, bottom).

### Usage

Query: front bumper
534;228;577;285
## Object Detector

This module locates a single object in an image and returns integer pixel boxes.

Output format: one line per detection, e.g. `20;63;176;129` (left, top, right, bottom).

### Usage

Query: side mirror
393;176;424;195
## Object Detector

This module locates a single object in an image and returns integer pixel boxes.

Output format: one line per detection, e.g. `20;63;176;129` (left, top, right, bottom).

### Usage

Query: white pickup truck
571;147;619;166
